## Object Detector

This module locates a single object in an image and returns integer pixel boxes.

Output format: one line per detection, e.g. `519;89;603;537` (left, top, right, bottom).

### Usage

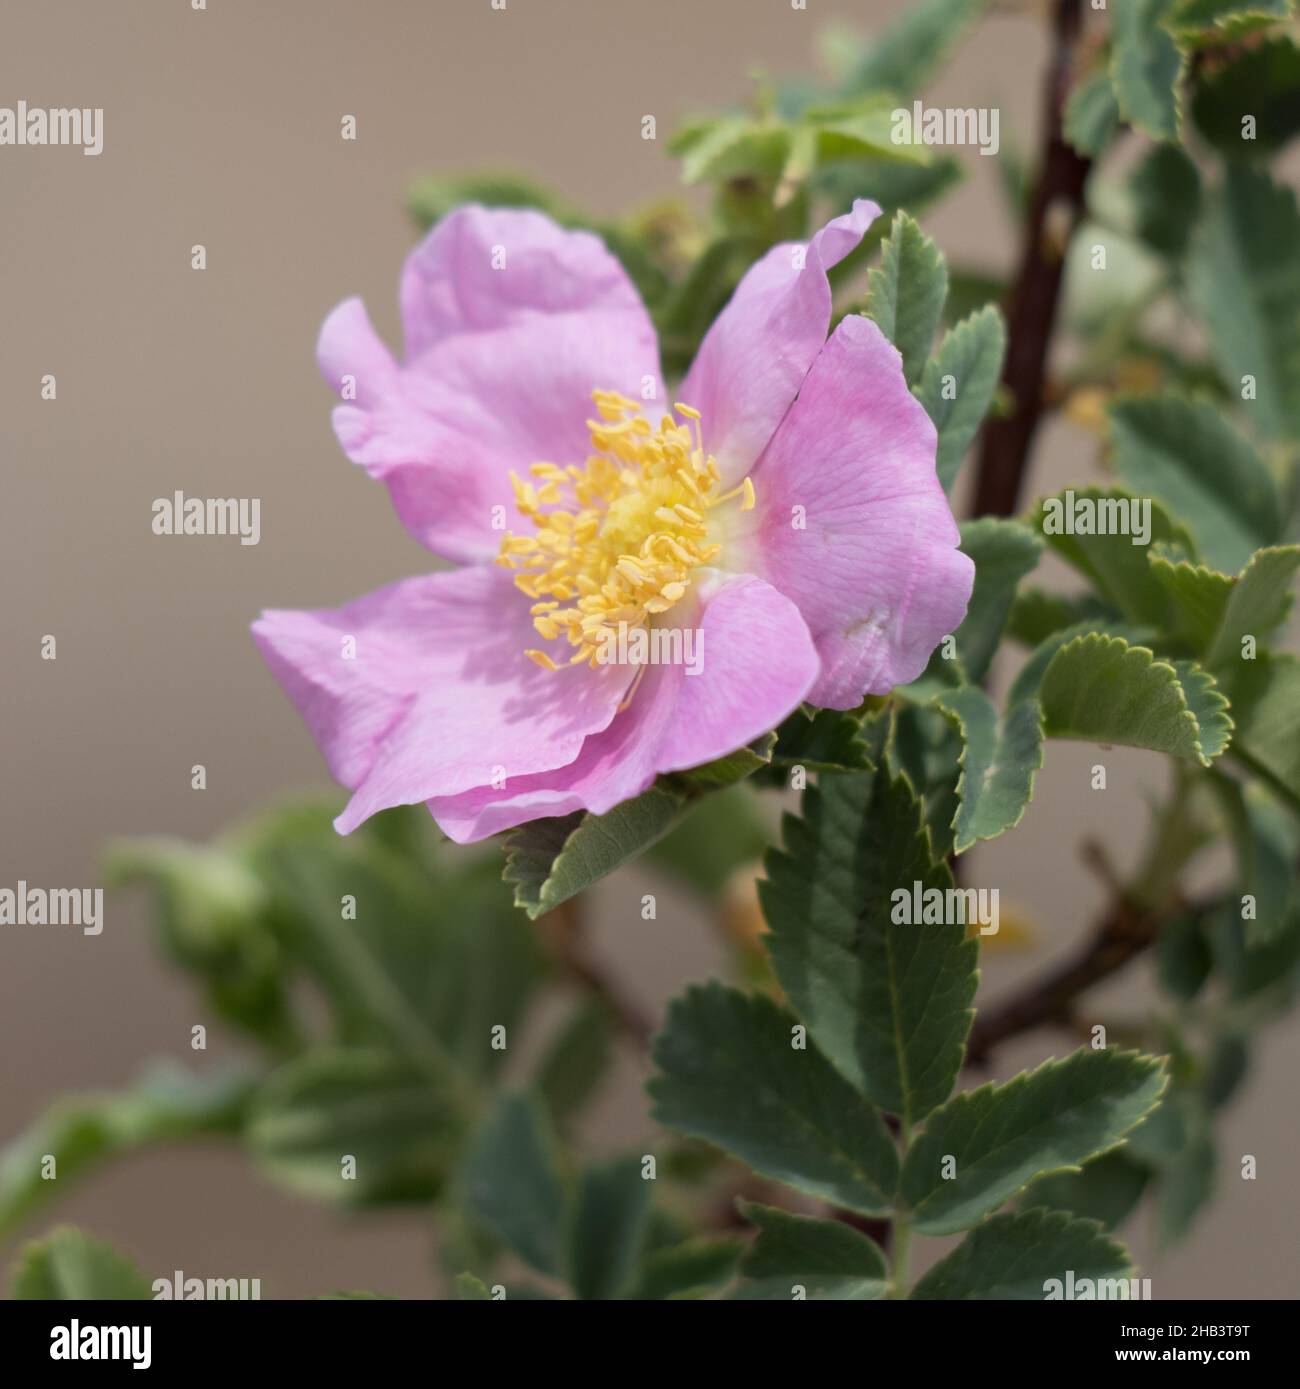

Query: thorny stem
972;0;1092;517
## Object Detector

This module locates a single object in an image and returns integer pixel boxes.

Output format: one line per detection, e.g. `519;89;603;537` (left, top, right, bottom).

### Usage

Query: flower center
497;390;755;671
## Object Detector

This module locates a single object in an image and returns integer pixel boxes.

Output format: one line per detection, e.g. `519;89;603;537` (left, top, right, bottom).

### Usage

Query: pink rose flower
253;201;973;843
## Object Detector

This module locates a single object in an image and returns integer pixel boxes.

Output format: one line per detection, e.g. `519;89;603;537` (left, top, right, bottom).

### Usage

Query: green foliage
866;211;949;386
917;307;1008;493
736;1203;888;1300
12;1228;153;1301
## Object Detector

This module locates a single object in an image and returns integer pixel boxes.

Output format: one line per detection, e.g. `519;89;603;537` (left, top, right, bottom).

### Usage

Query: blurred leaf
901;1049;1167;1235
1189;163;1300;442
1110;0;1185;142
840;0;990;97
534;1001;614;1128
759;767;978;1125
0;1063;254;1239
1108;395;1281;573
1034;486;1198;628
503;787;685;920
1022;1149;1152;1231
1064;67;1121;157
1192;37;1300;154
1005;589;1120;648
866;211;948;385
248;1048;462;1205
105;837;293;1047
1038;634;1231;766
566;1155;653;1299
1169;0;1293;44
1225;652;1300;807
1158;908;1216;999
1206;546;1300;670
1130;146;1201;257
649;983;900;1217
626;1235;743;1299
454;1272;492;1300
911;1208;1134;1299
736;1203;887;1300
12;1227;152;1300
459;1093;566;1277
673;734;776;791
917;305;1007;493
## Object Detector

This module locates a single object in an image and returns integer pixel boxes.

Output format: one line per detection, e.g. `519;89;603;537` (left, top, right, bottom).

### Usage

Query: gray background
1;0;1295;1297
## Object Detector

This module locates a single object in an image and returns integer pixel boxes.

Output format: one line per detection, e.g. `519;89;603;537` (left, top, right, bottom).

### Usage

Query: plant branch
972;0;1092;517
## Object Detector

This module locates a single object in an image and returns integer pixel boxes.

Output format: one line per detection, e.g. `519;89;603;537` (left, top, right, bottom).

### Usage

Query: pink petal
253;565;631;834
678;199;880;484
740;313;973;708
427;573;820;843
317;207;661;564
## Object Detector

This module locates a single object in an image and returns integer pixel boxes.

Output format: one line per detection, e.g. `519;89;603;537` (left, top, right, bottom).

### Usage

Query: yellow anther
499;394;756;674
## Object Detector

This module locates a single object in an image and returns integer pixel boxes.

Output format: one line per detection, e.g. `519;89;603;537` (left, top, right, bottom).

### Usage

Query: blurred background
2;0;1296;1297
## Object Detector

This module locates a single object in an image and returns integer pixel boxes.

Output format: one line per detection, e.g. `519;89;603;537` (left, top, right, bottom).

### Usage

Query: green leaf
840;0;991;97
1192;36;1300;155
1189;164;1300;442
242;806;542;1076
672;734;776;791
736;1203;888;1300
916;305;1007;493
649;984;900;1217
1064;67;1121;157
1206;546;1300;670
1110;0;1186;142
454;1272;492;1300
566;1155;653;1299
1148;554;1236;653
1130;146;1201;257
759;768;978;1126
767;706;875;774
901;1049;1167;1235
676;116;790;185
1209;775;1298;944
866;211;949;386
12;1228;153;1300
534;1001;614;1128
460;1093;566;1276
952;518;1043;680
1169;0;1293;44
1108;395;1280;574
935;687;1044;852
910;1208;1134;1299
886;705;963;860
1023;1150;1152;1231
503;786;685;920
1005;589;1120;648
626;1236;744;1299
104;836;292;1046
0;1064;253;1239
1035;486;1197;628
1224;652;1300;807
1038;634;1232;766
248;1048;462;1205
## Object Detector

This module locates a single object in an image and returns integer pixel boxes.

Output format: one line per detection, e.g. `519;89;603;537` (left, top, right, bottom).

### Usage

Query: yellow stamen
498;393;755;676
